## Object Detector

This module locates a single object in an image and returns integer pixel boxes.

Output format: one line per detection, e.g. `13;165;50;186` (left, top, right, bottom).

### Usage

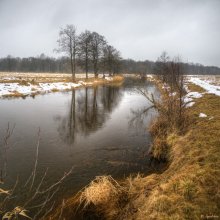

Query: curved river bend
0;78;159;200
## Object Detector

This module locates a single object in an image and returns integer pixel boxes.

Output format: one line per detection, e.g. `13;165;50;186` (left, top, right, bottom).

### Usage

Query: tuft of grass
3;90;26;98
112;75;124;82
47;176;126;220
51;88;59;92
18;80;29;86
79;176;121;207
151;136;169;160
30;79;39;85
83;75;124;86
180;179;196;201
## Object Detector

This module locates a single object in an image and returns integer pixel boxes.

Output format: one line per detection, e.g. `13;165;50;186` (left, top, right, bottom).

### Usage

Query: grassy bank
120;91;220;219
47;78;220;220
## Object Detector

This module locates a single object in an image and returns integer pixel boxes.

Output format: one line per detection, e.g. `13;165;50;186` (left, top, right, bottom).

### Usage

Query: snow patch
105;76;114;81
187;91;203;99
162;83;170;90
0;82;82;97
183;91;203;108
199;113;207;118
185;100;195;108
169;92;177;96
146;74;153;78
184;84;190;93
189;77;220;96
0;77;115;98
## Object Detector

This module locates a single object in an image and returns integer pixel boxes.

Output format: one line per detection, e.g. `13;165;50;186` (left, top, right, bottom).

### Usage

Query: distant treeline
121;59;220;75
0;55;69;73
0;54;220;75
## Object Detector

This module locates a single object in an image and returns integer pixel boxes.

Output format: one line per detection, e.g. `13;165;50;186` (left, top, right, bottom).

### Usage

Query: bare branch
29;128;41;192
39;166;74;194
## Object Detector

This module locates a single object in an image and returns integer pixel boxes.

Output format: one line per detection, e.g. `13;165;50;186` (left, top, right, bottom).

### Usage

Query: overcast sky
0;0;219;66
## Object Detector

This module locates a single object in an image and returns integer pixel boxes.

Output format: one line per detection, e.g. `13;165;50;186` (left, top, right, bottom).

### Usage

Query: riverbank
0;72;124;98
120;76;220;219
48;75;220;219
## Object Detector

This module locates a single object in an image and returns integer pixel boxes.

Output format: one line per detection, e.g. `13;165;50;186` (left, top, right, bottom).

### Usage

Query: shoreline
0;72;124;98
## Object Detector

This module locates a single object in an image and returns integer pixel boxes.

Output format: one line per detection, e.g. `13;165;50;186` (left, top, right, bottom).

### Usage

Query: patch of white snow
183;91;203;108
0;82;82;97
189;77;220;96
187;91;203;99
199;113;207;118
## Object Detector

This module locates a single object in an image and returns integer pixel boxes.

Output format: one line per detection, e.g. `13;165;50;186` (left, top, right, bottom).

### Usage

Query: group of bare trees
56;86;122;144
56;25;121;81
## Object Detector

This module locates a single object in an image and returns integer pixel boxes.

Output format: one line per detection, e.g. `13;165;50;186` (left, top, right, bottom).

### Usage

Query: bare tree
56;25;78;81
78;30;92;79
154;53;187;130
102;45;121;76
132;53;189;161
90;32;106;78
154;51;170;82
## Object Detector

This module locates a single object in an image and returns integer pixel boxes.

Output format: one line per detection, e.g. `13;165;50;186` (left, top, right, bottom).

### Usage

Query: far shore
0;72;125;98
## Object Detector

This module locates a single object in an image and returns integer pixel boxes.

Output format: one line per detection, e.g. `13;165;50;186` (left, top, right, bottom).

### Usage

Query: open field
188;75;220;86
0;72;124;98
0;72;100;83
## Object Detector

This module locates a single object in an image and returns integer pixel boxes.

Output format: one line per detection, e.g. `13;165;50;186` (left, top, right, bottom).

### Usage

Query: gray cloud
0;0;219;66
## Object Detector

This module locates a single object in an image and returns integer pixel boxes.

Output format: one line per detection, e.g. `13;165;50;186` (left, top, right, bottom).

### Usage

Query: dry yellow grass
119;92;220;220
48;176;126;220
79;176;122;208
0;72;124;84
81;75;124;86
0;72;73;83
187;83;206;93
3;90;27;98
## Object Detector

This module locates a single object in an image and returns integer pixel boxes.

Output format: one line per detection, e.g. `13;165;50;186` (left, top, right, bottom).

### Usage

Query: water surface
0;78;158;199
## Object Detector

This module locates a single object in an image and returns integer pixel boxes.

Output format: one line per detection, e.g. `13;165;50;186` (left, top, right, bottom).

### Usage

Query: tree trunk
70;54;75;81
73;54;76;81
85;51;88;79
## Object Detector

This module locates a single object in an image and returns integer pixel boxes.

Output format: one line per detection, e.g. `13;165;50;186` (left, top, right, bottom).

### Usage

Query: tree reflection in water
55;85;123;144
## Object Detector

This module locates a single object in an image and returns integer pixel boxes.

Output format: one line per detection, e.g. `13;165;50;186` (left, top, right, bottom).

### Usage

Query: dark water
0;78;158;208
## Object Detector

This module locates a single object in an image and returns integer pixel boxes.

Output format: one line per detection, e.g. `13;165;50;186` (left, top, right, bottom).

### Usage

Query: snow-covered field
0;72;115;98
0;82;82;97
184;75;220;107
188;76;220;96
184;75;220;118
189;75;220;86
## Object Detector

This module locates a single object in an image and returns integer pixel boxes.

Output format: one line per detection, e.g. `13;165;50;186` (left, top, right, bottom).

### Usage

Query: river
0;77;159;214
